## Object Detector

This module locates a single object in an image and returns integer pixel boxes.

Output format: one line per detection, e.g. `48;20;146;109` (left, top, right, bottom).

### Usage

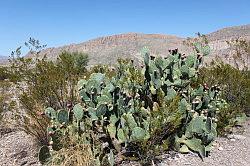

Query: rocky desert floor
1;119;249;166
162;120;250;166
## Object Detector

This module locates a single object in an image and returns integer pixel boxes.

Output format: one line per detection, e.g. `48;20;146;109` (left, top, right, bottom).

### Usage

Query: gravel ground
0;120;249;166
0;129;41;166
161;120;250;166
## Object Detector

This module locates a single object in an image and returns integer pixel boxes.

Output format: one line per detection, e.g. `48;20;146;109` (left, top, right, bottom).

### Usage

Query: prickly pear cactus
57;109;69;124
40;40;227;164
38;145;51;164
73;104;84;121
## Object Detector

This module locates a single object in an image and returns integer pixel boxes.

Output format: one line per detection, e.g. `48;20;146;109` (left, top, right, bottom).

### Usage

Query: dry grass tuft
51;143;95;166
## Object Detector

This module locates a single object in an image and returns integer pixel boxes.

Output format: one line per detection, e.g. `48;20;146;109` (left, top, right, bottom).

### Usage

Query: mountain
0;55;7;59
26;33;191;67
5;24;250;67
206;24;250;66
0;55;9;65
207;24;250;41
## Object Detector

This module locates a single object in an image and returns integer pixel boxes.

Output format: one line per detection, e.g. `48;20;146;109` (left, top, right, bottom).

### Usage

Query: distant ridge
26;33;190;66
0;55;8;65
1;24;250;67
0;55;7;58
206;24;250;67
207;24;250;41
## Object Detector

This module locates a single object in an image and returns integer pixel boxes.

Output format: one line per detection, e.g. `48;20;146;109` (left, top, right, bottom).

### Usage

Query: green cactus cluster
141;45;226;158
38;42;227;165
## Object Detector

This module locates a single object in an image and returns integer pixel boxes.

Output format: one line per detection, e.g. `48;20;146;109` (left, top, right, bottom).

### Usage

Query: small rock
20;161;28;166
233;135;246;140
212;142;218;147
228;134;246;140
218;147;223;151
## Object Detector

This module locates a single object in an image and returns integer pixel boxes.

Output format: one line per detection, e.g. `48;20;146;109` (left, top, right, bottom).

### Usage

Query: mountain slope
9;24;250;67
0;55;7;60
0;55;8;65
206;24;250;66
207;24;250;41
26;33;191;66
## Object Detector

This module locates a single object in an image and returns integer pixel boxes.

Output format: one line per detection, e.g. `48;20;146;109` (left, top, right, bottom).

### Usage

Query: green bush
0;66;17;126
9;51;88;144
198;60;250;134
0;66;10;81
0;80;16;125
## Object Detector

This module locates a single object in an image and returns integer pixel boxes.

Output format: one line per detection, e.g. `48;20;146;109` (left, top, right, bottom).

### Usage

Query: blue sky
0;0;249;56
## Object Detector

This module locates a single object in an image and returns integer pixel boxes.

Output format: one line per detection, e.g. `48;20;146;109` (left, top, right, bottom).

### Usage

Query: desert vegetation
0;36;249;166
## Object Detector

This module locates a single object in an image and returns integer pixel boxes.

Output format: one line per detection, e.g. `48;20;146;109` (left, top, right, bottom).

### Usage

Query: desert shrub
8;50;88;144
38;42;227;165
197;37;250;134
0;66;10;81
10;51;88;107
0;81;9;122
0;80;16;125
198;60;250;134
87;64;116;79
0;68;17;127
0;67;9;122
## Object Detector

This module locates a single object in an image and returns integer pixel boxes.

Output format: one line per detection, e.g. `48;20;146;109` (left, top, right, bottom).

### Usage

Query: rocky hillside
0;55;8;60
9;24;250;67
206;24;250;66
26;33;191;67
0;56;8;65
207;24;250;41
